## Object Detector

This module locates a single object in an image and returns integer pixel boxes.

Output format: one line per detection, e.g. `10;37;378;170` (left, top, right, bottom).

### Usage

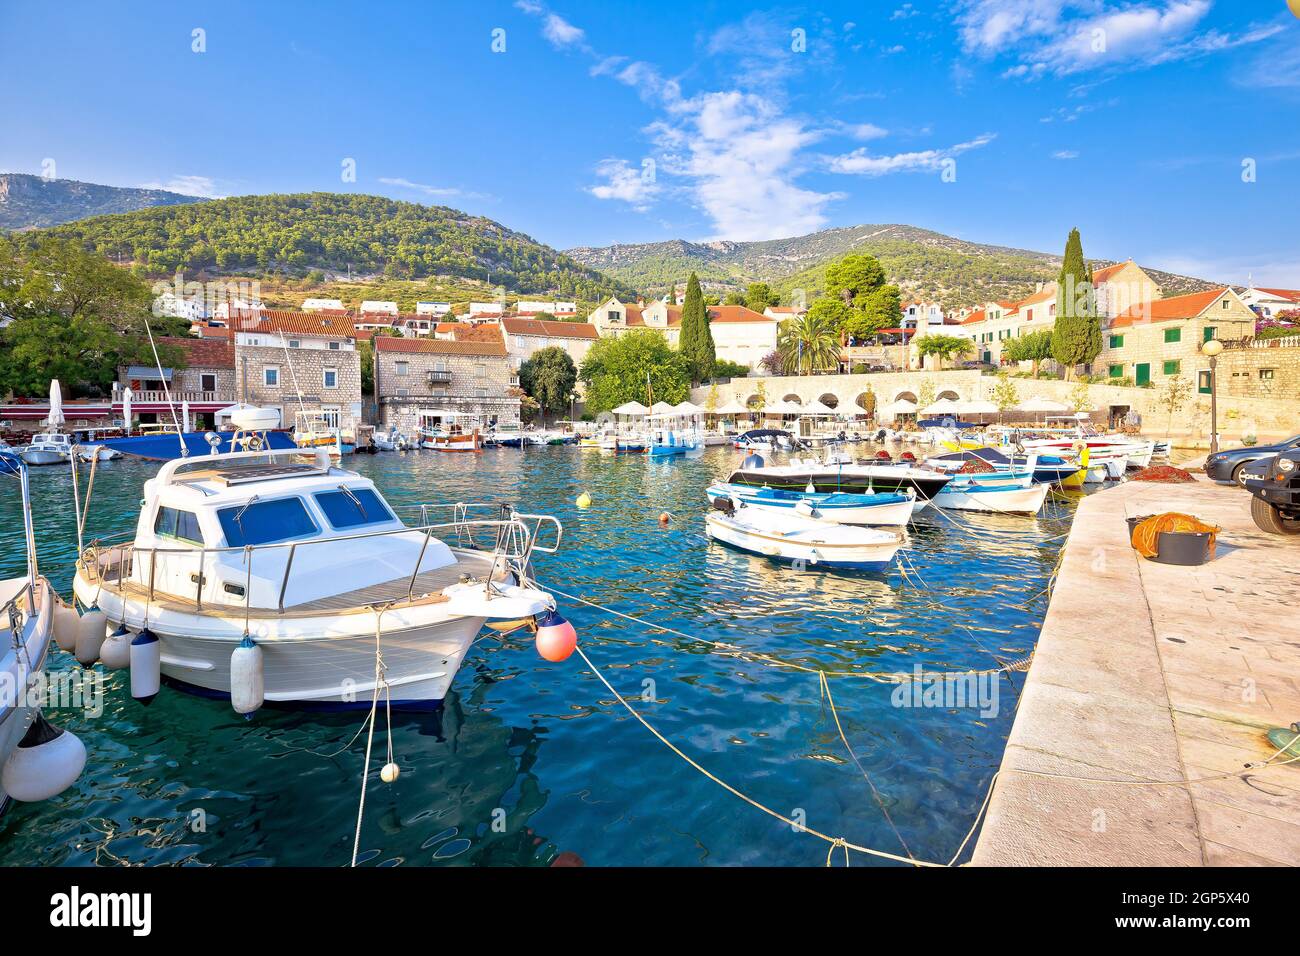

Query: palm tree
777;312;840;376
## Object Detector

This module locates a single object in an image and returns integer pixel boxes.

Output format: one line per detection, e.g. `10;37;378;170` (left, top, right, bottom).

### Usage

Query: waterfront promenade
974;471;1300;866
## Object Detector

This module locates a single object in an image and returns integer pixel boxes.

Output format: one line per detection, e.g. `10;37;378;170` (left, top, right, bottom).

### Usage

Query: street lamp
1201;338;1224;454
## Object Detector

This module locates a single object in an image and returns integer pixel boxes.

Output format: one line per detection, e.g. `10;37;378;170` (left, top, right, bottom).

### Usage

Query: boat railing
79;508;563;614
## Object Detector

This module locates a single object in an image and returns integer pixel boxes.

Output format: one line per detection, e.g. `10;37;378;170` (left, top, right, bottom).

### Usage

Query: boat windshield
314;488;397;530
218;497;319;547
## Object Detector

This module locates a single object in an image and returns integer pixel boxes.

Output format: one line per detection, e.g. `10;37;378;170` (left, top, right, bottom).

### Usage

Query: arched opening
936;389;961;402
894;390;918;404
818;393;839;409
782;393;802;405
745;394;763;410
855;391;876;415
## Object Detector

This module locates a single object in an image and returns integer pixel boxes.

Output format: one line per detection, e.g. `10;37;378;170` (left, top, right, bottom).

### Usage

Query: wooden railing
118;389;224;404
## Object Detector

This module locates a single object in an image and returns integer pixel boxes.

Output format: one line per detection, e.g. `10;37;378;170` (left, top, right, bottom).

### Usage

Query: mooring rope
350;603;394;867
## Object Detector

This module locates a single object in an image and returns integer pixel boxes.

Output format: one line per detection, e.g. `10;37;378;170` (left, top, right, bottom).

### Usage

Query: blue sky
2;1;1298;284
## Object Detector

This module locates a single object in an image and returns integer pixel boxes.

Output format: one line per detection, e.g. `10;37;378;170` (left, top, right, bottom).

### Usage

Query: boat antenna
142;316;188;458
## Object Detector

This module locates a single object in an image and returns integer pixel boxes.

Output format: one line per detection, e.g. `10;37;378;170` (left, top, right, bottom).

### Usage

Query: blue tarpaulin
99;430;299;461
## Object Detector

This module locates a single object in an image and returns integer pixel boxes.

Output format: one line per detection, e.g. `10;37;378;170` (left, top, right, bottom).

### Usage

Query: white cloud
848;123;890;140
1051;149;1079;159
956;0;1278;78
138;175;223;198
378;177;491;202
587;159;660;211
891;4;918;20
542;13;584;47
825;133;997;176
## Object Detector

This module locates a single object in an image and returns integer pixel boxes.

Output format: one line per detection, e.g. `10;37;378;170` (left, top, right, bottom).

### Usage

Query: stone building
373;335;520;433
1100;287;1256;389
230;310;362;430
586;297;776;369
115;336;236;430
1092;260;1161;318
499;316;598;374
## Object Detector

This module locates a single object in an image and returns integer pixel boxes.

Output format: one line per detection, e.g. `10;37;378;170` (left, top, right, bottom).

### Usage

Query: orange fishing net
1130;512;1221;559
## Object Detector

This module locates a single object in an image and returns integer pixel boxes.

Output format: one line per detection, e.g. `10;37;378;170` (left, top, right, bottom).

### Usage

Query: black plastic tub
1152;530;1214;566
1126;515;1154;537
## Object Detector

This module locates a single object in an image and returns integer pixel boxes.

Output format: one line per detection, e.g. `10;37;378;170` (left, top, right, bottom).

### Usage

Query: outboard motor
741;452;765;469
712;496;736;515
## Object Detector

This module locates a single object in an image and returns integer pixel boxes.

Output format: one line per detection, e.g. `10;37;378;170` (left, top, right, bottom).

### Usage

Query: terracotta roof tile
375;336;506;357
500;317;599;339
1109;287;1232;328
707;305;776;323
1256;288;1300;303
228;309;357;338
157;336;234;368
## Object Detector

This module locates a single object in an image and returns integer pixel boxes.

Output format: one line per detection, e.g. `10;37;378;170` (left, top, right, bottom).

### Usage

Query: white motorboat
372;428;410;452
932;477;1051;514
705;497;904;570
20;432;73;466
72;447;565;711
706;483;918;525
1;451;87;809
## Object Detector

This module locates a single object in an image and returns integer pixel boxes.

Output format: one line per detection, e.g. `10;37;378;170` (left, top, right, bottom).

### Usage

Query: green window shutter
1164;327;1181;343
1197;370;1212;394
1108;364;1124;378
1203;326;1215;343
1163;359;1181;375
1109;334;1124;348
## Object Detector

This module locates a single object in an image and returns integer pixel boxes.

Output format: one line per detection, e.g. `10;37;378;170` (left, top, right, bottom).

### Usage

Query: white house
302;297;345;312
359;300;399;316
516;299;577;315
469;301;506;316
901;301;946;333
416;301;452;316
1238;285;1300;320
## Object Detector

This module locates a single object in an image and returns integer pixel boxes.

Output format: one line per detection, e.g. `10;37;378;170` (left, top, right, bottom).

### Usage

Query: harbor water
0;445;1082;866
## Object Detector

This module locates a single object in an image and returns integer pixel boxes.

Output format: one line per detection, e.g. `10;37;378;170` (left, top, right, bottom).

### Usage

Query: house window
1221;299;1230;309
1163;360;1180;375
1164;328;1181;343
1108;334;1124;349
1260;369;1275;381
200;373;217;392
1197;370;1212;394
395;361;409;377
323;368;338;389
289;340;301;349
476;363;487;378
264;366;279;387
1108;364;1124;378
607;310;619;322
329;341;341;350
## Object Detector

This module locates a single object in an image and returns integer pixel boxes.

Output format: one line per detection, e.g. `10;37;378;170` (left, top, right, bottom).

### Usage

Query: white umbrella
672;401;702;415
957;399;999;415
710;399;749;416
612;401;649;417
650;401;674;414
46;379;64;428
880;398;917;415
122;387;133;434
181;400;190;433
920;397;962;415
764;400;802;415
1015;397;1070;413
800;399;837;416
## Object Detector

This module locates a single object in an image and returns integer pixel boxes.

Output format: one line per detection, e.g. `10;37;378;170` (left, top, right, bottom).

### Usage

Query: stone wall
374;346;519;431
1217;340;1300;403
234;343;362;424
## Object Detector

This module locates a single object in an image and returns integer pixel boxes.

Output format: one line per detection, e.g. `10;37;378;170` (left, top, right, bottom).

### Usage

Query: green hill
567;224;1219;309
31;192;635;302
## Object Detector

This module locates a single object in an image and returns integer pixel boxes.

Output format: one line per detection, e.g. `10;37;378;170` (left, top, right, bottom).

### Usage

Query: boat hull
932;481;1050;514
725;467;951;499
19;450;65;466
704;512;901;570
706;485;915;526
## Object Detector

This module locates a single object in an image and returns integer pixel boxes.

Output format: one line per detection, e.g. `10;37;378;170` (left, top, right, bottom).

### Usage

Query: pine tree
678;272;715;383
1050;227;1102;379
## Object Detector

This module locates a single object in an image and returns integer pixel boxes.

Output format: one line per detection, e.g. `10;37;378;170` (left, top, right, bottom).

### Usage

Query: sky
2;0;1299;284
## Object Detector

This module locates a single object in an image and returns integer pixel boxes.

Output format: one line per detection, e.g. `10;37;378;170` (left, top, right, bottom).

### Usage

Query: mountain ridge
566;224;1221;308
0;173;201;230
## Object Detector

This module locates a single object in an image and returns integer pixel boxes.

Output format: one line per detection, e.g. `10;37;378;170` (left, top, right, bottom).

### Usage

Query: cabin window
314;488;396;530
264;366;279;387
154;506;204;546
218;497;318;547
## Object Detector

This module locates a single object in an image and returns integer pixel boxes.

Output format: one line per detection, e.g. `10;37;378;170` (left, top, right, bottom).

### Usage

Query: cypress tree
678;271;715;383
1050;227;1102;379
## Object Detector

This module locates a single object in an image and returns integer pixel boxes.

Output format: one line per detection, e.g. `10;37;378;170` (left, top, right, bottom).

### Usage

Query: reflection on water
0;444;1081;866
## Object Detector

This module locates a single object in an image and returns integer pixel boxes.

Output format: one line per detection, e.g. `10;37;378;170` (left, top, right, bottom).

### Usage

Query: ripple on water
0;445;1079;866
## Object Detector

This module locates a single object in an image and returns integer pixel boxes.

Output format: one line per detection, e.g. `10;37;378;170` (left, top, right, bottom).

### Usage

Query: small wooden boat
705;497;903;570
706;483;918;525
932;478;1051;514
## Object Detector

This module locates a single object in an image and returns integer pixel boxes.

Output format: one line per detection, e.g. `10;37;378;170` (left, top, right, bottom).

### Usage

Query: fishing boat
293;411;354;456
647;428;699;458
931;476;1051;514
1;451;87;810
925;448;1080;485
419;411;483;452
372;427;410;452
724;459;953;499
705;497;903;570
19;432;72;466
71;446;566;711
705;483;918;525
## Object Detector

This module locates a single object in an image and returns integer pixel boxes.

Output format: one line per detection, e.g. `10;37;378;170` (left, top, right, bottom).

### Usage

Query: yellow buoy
575;492;592;509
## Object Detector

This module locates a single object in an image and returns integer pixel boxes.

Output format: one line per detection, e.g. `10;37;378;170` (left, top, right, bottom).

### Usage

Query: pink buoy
534;609;577;662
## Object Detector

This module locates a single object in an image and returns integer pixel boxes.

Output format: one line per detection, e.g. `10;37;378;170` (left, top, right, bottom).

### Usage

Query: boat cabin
128;449;456;610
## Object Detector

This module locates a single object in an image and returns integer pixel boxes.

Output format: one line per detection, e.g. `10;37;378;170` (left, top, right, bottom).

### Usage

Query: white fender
130;628;161;704
100;624;132;671
74;608;108;666
53;602;79;652
1;714;87;802
230;636;265;715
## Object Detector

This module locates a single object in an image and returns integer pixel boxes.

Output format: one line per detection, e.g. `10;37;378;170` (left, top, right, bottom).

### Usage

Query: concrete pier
973;473;1300;866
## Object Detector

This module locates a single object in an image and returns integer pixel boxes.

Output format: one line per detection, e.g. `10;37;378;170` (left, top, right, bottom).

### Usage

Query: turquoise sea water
0;446;1079;867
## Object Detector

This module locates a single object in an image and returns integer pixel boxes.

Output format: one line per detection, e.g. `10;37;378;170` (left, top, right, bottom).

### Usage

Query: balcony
118;389;223;404
426;370;452;385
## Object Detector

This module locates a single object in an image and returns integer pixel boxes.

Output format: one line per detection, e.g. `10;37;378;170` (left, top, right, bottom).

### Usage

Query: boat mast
142;317;188;458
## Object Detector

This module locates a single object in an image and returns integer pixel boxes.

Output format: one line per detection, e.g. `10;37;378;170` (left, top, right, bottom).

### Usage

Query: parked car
1203;434;1300;485
1243;450;1300;534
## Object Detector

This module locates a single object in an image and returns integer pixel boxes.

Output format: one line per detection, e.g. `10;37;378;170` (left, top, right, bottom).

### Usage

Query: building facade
116;336;236;430
587;297;776;369
372;335;519;432
230;311;362;429
499;316;598;375
1092;260;1161;318
1237;286;1300;320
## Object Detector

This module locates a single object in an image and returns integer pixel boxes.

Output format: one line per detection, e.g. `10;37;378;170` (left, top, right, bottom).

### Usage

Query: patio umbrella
957;399;999;415
46;379;64;428
611;401;649;417
800;399;837;416
1014;397;1070;413
181;400;190;433
879;398;917;416
673;401;702;415
650;401;674;414
122;387;132;434
920;397;963;415
710;399;748;416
